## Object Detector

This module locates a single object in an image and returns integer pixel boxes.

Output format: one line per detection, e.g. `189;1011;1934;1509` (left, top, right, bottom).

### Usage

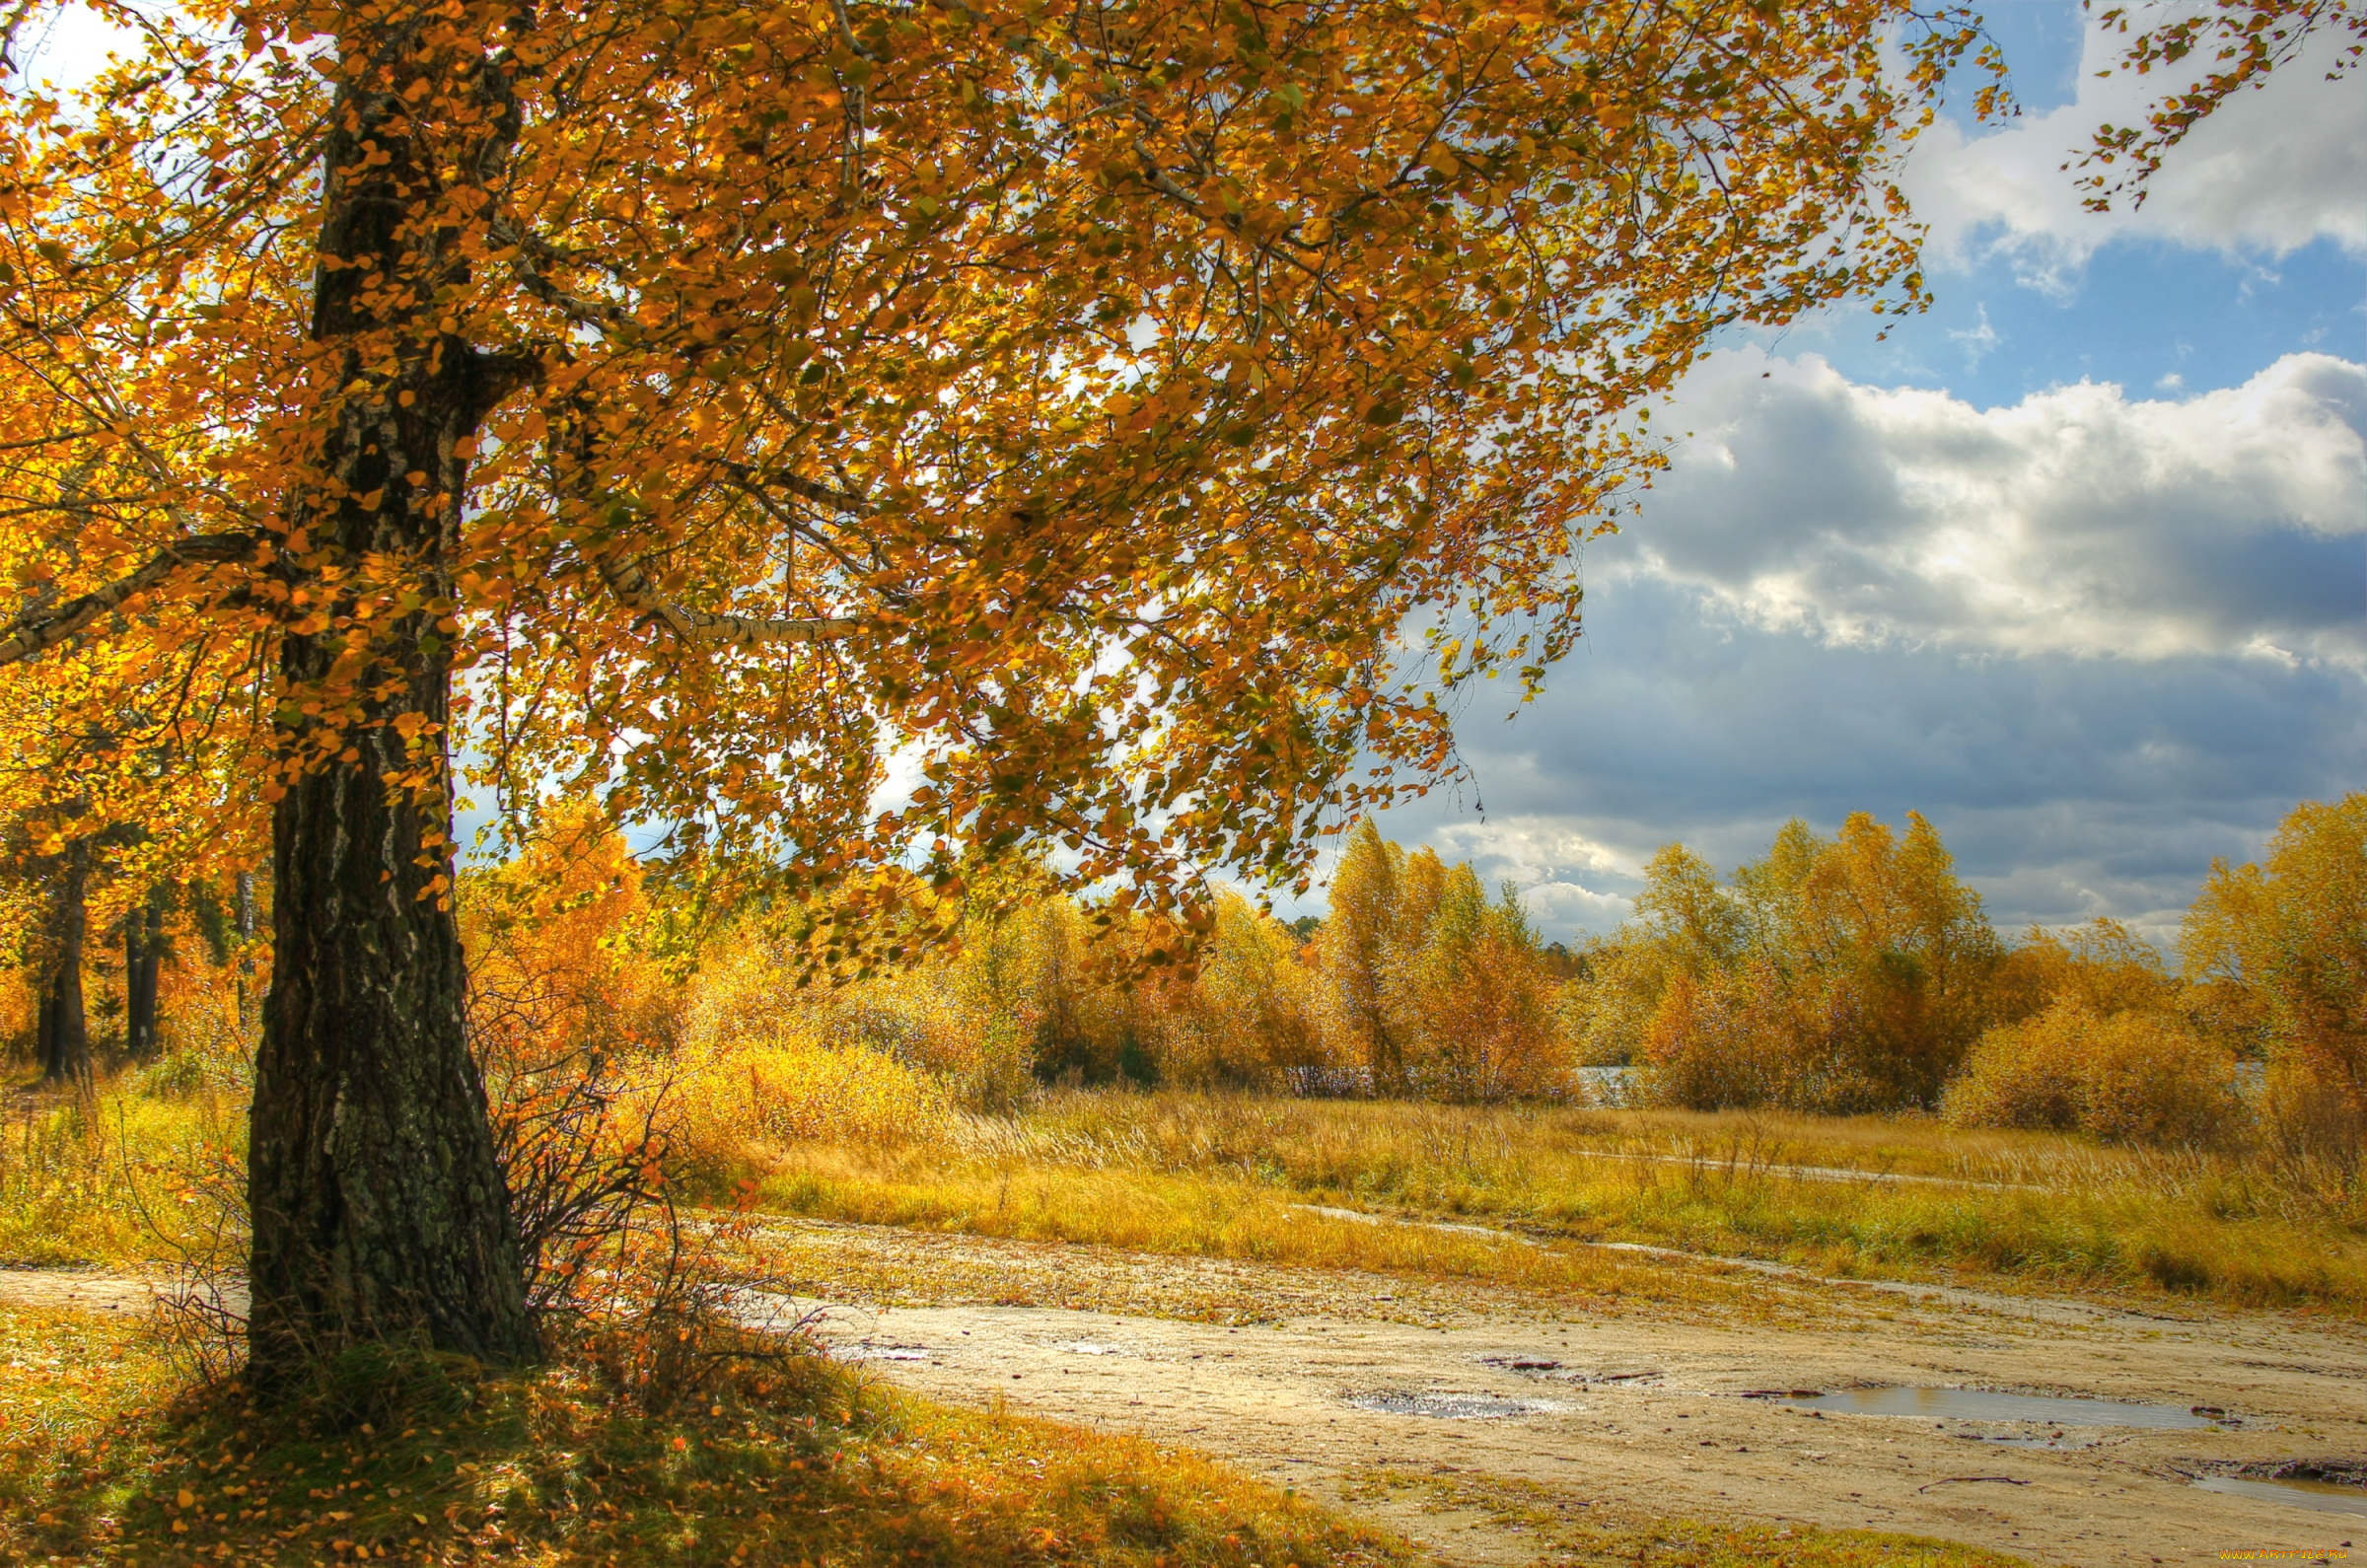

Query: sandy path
736;1222;2366;1568
9;1227;2364;1567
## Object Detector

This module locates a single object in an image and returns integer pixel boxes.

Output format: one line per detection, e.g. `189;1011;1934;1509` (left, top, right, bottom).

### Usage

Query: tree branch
722;460;869;515
593;553;861;650
0;533;256;667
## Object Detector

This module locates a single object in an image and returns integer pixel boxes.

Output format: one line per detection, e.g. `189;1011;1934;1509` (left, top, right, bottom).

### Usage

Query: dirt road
10;1218;2364;1567
740;1216;2366;1568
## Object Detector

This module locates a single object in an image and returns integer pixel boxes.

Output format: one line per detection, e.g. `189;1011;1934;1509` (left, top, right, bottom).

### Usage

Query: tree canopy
0;0;1992;910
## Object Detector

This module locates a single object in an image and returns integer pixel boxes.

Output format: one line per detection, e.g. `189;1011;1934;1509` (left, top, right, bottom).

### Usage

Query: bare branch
0;533;255;667
593;552;861;650
722;460;868;515
489;218;627;329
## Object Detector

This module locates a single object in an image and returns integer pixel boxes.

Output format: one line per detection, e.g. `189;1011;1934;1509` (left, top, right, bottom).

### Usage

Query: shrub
1636;966;1773;1109
675;1031;956;1160
1943;1000;2245;1148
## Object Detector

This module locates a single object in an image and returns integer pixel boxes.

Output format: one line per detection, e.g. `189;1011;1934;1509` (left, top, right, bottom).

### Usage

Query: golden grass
749;1144;1761;1318
1347;1467;2035;1568
0;1302;1420;1568
0;1070;244;1268
722;1090;2367;1314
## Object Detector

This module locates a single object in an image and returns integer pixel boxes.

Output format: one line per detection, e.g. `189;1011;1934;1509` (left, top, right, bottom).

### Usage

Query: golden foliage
1943;999;2244;1149
463;800;679;1062
0;0;1997;922
1624;813;2000;1112
2183;791;2367;1157
1991;917;2179;1025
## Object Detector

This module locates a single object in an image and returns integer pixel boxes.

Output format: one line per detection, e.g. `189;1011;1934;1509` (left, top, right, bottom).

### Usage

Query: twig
1917;1475;2029;1492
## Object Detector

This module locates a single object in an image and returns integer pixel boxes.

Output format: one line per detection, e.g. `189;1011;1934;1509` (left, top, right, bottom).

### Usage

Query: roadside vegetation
5;794;2362;1316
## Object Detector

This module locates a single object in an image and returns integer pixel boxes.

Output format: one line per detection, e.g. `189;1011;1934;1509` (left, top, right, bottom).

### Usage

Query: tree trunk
39;845;90;1086
234;869;256;1031
125;888;164;1061
244;24;534;1385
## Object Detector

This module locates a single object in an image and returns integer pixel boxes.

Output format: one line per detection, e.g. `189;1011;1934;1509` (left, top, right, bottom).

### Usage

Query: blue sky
1320;3;2367;946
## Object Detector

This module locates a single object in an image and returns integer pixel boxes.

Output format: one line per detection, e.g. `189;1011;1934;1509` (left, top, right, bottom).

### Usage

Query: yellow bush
464;803;680;1062
1943;1001;2245;1148
681;920;1029;1112
673;1031;955;1159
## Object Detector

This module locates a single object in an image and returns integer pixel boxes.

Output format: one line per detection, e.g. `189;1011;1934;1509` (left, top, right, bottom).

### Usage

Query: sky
1304;2;2367;948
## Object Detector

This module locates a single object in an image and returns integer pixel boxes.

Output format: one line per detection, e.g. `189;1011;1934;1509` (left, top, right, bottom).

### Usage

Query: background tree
123;883;168;1061
2183;793;2367;1145
1618;813;2000;1111
0;0;1992;1379
1318;821;1401;1088
1386;868;1565;1102
32;840;91;1086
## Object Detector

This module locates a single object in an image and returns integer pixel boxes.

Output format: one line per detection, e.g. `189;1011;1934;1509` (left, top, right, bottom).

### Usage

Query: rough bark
125;888;164;1061
38;845;91;1086
244;28;535;1385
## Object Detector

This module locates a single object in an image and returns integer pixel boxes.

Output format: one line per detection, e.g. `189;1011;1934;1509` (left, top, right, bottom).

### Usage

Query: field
13;1061;2367;1565
725;1091;2367;1317
16;1074;2365;1318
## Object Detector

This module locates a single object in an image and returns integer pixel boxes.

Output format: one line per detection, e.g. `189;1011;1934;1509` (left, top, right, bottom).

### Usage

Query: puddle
1769;1387;2214;1432
835;1342;931;1363
1348;1390;1555;1420
1057;1341;1131;1356
2194;1475;2367;1517
1478;1355;1568;1374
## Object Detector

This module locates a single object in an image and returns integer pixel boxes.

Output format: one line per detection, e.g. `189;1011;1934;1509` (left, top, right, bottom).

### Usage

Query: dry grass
0;1067;245;1267
1346;1467;2035;1568
14;1060;2364;1319
0;1302;1420;1568
720;1090;2367;1314
747;1145;1763;1319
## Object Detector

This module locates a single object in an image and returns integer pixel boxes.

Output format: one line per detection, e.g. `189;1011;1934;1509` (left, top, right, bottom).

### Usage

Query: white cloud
1906;15;2367;279
1420;817;1636;882
1346;345;2365;942
1621;348;2366;666
1947;304;2001;369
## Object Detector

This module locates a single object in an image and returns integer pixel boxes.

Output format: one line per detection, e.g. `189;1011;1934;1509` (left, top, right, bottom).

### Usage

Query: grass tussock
0;1303;1417;1568
715;1090;2367;1314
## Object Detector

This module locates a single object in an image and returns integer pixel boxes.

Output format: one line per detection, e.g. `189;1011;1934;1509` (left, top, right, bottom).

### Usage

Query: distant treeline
1566;799;2362;1158
9;794;2361;1167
